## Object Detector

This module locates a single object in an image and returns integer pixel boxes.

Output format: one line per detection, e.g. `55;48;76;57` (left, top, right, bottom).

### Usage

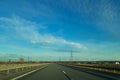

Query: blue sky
0;0;120;61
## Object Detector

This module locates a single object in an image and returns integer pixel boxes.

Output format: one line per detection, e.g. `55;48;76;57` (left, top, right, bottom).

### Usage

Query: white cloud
0;16;87;51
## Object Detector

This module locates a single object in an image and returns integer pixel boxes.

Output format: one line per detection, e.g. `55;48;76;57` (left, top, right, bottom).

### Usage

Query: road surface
15;63;119;80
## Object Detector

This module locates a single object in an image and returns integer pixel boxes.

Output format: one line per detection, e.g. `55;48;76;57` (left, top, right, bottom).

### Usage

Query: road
15;63;119;80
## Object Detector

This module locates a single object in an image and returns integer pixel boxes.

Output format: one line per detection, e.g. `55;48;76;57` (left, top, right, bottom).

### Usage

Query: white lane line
10;66;46;80
62;70;72;80
62;70;66;74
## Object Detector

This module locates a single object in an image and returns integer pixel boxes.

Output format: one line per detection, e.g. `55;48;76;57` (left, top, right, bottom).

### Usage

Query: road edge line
10;66;47;80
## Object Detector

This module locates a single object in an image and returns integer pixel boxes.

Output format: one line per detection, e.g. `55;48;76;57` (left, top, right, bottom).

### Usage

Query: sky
0;0;120;61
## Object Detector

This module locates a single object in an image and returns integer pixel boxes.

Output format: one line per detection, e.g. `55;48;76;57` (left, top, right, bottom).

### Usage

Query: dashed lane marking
62;70;72;80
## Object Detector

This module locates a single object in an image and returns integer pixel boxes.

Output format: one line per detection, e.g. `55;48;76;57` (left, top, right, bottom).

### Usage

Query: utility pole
59;57;61;62
70;50;73;61
28;56;29;63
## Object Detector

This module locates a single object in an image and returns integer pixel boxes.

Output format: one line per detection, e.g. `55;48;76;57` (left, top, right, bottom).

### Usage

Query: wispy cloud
0;16;87;52
59;0;120;39
94;0;120;39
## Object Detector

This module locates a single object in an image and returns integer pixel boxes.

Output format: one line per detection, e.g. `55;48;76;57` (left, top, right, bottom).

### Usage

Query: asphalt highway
15;63;119;80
